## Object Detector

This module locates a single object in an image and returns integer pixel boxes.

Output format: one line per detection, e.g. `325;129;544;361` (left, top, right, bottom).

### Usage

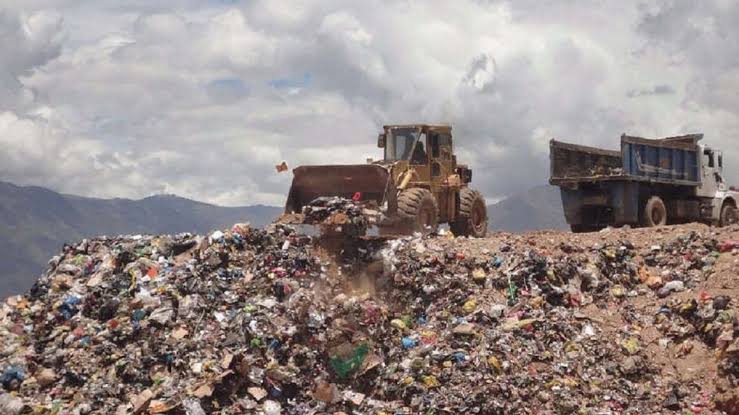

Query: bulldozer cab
380;125;453;166
380;125;458;221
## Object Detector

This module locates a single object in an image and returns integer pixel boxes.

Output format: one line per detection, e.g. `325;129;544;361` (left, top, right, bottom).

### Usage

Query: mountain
0;181;282;298
487;185;568;232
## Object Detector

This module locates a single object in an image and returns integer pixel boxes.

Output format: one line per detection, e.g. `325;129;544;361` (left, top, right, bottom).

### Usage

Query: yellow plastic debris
390;319;407;331
501;318;539;332
610;285;626;298
621;338;640;355
487;356;502;373
422;375;440;388
462;299;477;314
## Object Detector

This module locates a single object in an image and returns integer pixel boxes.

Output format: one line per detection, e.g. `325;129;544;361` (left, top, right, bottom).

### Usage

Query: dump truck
550;133;739;232
284;124;488;237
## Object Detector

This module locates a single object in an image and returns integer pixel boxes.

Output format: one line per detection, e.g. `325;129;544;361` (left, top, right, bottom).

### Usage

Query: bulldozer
284;124;488;237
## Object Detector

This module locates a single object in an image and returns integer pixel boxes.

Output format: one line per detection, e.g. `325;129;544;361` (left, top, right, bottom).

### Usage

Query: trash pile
1;222;739;414
278;196;384;238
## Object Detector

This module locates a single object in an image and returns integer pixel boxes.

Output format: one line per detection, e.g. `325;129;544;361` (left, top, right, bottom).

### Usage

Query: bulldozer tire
642;196;667;227
720;203;738;227
397;188;439;233
451;188;488;238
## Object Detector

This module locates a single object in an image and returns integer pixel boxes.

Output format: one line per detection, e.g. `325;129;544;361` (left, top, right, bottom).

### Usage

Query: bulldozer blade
285;165;394;214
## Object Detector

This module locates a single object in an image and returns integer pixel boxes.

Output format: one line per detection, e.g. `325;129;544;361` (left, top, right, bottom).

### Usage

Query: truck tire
451;188;488;237
720;203;738;227
397;188;439;233
642;196;667;227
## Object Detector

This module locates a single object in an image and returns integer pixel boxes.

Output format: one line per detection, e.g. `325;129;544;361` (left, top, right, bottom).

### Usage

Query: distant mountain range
0;181;568;298
0;181;282;298
487;185;568;233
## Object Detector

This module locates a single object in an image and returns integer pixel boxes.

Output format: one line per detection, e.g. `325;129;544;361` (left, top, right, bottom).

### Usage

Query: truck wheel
451;188;488;237
397;188;439;233
642;196;667;227
720;203;738;227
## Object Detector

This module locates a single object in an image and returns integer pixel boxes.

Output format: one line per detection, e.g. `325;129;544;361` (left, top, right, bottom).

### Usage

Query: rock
247;387;267;401
263;400;282;415
131;389;154;415
36;368;56;387
0;394;24;415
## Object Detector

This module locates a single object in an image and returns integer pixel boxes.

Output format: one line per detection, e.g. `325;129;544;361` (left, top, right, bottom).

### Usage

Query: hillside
0;181;281;298
487;185;568;232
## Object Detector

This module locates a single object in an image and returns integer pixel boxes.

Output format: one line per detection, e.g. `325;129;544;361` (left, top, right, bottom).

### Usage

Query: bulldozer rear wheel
397;188;439;234
451;188;488;237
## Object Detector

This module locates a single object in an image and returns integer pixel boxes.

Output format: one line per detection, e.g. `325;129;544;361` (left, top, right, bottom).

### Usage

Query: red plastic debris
352;192;362;201
719;240;739;253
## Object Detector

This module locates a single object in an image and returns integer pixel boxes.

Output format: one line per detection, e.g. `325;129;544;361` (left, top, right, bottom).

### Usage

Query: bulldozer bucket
285;165;394;213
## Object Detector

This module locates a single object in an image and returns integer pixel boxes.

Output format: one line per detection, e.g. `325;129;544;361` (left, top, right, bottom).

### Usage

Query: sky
0;0;737;206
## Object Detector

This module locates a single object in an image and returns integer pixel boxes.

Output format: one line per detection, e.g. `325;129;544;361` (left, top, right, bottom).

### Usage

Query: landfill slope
2;221;739;414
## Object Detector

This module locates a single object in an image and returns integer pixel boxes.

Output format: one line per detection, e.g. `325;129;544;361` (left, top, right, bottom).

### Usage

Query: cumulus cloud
0;9;63;111
0;0;738;206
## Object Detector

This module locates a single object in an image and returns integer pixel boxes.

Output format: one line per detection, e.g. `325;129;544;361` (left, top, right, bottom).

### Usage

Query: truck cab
697;145;738;224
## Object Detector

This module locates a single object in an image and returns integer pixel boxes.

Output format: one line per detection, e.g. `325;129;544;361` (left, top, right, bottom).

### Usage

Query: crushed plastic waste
0;222;738;414
281;196;383;238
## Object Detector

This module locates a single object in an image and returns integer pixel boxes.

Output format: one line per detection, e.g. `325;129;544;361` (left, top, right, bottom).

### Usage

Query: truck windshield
385;128;419;161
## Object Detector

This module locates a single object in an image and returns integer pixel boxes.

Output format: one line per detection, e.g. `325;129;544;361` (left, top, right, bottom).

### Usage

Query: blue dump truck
550;134;739;232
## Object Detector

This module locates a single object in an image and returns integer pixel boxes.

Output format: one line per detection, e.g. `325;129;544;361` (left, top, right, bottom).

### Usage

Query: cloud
0;9;63;111
627;84;676;98
206;78;249;104
0;0;738;208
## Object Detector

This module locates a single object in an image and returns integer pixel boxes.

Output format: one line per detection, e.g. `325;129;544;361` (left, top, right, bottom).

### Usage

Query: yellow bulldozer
284;124;488;237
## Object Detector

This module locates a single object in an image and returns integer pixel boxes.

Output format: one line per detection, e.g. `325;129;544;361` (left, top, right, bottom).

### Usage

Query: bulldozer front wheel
452;188;488;237
397;188;439;234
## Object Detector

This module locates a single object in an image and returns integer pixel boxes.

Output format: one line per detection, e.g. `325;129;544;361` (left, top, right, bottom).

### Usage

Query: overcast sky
1;0;737;206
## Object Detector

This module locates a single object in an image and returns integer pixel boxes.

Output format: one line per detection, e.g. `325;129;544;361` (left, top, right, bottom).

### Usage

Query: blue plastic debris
1;366;25;390
401;337;418;349
452;352;467;363
58;295;81;320
493;257;504;268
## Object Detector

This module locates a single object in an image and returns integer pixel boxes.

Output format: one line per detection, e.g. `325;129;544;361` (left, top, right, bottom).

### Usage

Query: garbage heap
278;197;384;239
1;223;739;414
374;230;738;414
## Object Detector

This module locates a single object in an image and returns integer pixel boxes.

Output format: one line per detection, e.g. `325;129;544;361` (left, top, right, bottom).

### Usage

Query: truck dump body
550;134;702;187
550;141;622;183
550;134;709;230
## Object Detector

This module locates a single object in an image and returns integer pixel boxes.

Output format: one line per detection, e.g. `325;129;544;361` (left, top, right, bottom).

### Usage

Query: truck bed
549;140;623;184
550;134;702;187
